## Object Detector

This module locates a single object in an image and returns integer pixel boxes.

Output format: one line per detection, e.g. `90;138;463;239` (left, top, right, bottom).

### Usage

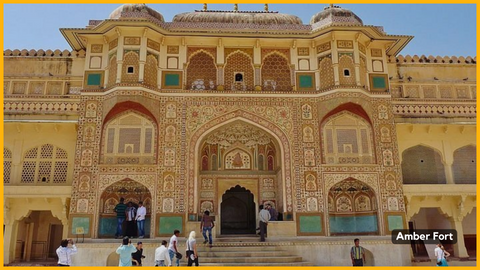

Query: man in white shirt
135;201;147;239
259;205;271;242
168;230;181;266
155;240;171;266
56;239;77;266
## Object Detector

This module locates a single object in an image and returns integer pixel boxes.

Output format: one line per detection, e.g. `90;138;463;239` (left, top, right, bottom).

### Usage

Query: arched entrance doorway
196;119;284;235
15;211;62;262
98;179;152;238
221;185;256;235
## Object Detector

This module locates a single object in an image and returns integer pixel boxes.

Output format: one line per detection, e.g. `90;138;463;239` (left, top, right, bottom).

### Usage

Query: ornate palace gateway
4;4;476;266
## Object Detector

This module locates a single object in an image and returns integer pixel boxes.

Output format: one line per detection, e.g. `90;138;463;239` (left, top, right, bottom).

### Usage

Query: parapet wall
389;55;476;64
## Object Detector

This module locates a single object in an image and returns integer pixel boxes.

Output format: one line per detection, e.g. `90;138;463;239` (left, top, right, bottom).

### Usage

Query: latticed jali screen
20;144;69;184
224;52;254;91
4;148;12;183
186;52;217;90
261;53;292;91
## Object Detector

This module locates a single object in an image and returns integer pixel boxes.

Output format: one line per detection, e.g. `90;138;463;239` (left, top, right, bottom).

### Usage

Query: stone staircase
179;236;312;266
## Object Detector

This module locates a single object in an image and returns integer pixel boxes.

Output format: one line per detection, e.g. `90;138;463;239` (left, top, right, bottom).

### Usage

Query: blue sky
3;4;476;57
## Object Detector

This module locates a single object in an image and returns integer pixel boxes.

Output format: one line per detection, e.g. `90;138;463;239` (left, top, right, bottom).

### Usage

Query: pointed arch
261;52;292;91
401;145;446;184
121;51;140;83
224;51;254;91
189;110;293;214
321;104;375;164
452;144;476;184
186;50;217;90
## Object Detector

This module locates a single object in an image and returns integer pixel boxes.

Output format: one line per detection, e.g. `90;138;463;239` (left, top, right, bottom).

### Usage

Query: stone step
197;250;290;257
196;245;285;252
198;256;303;263
179;261;314;266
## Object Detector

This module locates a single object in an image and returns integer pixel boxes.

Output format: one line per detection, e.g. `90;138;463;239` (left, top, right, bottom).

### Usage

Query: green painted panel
159;216;183;235
388;215;404;231
299;75;313;88
299;215;322;233
99;217;117;236
87;73;102;86
372;76;386;89
165;74;180;87
71;217;90;234
329;215;378;234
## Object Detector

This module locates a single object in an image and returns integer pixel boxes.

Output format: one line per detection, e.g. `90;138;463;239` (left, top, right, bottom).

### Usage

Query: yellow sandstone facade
3;4;476;266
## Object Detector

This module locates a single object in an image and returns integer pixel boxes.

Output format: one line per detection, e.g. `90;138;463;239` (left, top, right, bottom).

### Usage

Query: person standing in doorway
125;202;137;238
258;205;271;242
135;201;147;239
155;240;171;266
132;242;145;266
350;238;366;266
200;210;214;247
186;231;199;266
267;204;278;221
168;230;181;266
116;237;137;267
114;198;127;238
56;239;77;266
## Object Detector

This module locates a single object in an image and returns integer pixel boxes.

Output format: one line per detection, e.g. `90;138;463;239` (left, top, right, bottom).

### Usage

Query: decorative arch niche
401;145;446;184
101;110;157;165
186;51;217;90
98;179;152;238
199;120;278;172
321;110;375;165
328;178;379;235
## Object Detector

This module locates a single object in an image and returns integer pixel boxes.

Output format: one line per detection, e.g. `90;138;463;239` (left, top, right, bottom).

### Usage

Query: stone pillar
139;61;146;83
217;65;224;91
449;217;469;259
116;61;123;84
444;162;455;184
3;220;18;265
115;37;124;83
331;39;340;86
254;65;262;91
139;35;147;83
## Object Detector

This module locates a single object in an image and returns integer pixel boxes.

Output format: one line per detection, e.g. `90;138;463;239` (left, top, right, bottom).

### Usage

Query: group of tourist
114;198;147;239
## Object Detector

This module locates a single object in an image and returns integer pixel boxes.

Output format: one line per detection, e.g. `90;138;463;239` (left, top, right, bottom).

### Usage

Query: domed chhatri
109;4;164;22
173;10;303;25
310;5;363;29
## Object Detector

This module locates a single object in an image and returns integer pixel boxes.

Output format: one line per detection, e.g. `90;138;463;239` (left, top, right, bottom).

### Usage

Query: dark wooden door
221;185;256;234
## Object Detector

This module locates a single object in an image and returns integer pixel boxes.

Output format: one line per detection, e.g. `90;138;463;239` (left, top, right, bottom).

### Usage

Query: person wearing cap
132;242;145;266
116;237;137;267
